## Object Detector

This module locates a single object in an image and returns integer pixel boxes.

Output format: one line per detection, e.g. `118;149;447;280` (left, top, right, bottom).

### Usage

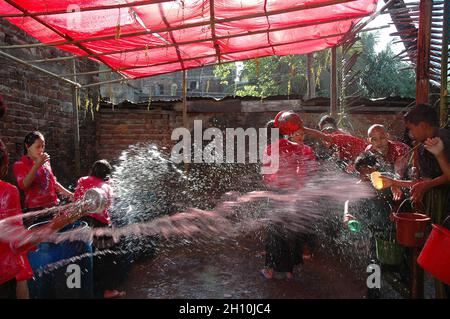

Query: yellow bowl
370;171;384;190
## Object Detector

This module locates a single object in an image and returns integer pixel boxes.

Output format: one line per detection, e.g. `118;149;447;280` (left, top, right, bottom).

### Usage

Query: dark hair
354;152;381;173
90;159;112;181
23;131;44;155
404;104;439;127
0;139;8;178
266;119;282;142
0;95;5;119
318;115;337;130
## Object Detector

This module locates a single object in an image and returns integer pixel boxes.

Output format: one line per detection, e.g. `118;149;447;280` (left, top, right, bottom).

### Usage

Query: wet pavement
117;234;370;299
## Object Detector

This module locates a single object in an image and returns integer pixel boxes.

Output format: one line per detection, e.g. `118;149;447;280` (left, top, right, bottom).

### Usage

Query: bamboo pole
3;0;124;80
60;30;357;78
0;0;174;18
0;0;360;50
27;21;389;66
182;70;190;172
330;46;338;117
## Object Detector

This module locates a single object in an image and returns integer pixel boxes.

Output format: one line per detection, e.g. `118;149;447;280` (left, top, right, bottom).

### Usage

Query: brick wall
0;19;98;186
90;98;412;167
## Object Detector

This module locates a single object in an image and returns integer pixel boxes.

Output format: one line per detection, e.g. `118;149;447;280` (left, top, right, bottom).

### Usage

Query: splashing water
0;143;376;275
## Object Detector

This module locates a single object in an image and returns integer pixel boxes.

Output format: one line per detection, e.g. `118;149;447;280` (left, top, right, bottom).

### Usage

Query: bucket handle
395;197;426;215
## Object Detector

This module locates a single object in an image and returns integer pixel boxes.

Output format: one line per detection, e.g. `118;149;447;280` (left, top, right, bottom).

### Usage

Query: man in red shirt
365;124;410;173
365;124;411;201
303;125;368;169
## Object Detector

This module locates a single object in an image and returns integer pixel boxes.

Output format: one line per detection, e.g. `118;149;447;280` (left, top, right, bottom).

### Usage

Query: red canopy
0;0;377;78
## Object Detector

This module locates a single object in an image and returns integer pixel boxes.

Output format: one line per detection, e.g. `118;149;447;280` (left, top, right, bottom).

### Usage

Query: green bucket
375;235;405;266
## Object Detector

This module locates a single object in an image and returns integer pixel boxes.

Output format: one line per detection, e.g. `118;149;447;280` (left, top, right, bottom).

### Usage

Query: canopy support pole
72;60;81;177
182;70;190;173
330;46;338;117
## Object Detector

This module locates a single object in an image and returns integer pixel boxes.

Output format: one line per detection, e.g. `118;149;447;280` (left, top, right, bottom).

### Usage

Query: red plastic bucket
417;224;450;285
392;213;431;247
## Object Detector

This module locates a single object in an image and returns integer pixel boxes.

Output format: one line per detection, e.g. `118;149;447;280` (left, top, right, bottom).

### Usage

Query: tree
214;32;416;99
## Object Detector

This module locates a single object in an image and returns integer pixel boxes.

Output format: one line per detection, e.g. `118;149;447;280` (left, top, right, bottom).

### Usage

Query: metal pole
72;60;81;177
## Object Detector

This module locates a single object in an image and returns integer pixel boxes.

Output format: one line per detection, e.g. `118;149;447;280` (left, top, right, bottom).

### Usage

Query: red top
13;155;59;209
0;181;34;285
329;133;368;162
262;138;317;189
74;176;112;226
365;140;411;165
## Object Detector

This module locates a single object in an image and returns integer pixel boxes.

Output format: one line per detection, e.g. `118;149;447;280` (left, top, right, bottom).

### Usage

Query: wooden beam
0;0;358;50
0;0;174;18
4;0;120;80
209;0;221;64
61;31;349;77
415;0;433;105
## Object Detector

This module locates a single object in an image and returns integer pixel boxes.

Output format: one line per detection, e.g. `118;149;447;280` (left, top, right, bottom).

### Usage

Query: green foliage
213;32;416;99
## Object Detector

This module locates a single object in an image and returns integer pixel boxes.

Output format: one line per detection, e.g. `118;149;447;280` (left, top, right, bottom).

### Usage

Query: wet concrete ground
118;234;371;299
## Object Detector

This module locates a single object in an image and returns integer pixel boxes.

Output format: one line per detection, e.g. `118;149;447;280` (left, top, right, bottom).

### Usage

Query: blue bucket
27;220;93;299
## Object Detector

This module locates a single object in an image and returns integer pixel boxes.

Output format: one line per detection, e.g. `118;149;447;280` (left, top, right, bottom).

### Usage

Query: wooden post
440;0;449;127
415;0;432;105
330;46;338;117
72;60;81;177
307;53;316;99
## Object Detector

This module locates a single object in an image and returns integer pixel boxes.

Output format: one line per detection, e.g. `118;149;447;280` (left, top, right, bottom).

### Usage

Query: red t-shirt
262;138;317;189
365;140;410;165
13;155;59;209
329;133;368;162
74;176;112;226
0;181;34;284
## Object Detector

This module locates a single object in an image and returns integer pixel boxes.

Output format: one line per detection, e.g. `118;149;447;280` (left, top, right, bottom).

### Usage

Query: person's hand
424;137;444;156
343;213;356;227
411;180;431;204
35;152;50;167
345;163;356;174
380;176;394;188
391;185;403;201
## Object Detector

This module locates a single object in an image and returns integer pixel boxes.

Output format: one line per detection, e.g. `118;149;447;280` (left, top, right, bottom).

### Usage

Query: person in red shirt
13;132;73;226
260;111;317;280
1;138;90;299
303;125;368;171
74;159;125;299
365;124;411;201
0;139;33;299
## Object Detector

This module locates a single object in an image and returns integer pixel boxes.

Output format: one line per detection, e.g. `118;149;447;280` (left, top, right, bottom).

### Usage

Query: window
155;84;165;95
171;83;178;96
189;81;199;91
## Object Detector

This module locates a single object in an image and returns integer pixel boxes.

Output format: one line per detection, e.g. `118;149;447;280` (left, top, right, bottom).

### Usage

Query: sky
366;0;407;54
